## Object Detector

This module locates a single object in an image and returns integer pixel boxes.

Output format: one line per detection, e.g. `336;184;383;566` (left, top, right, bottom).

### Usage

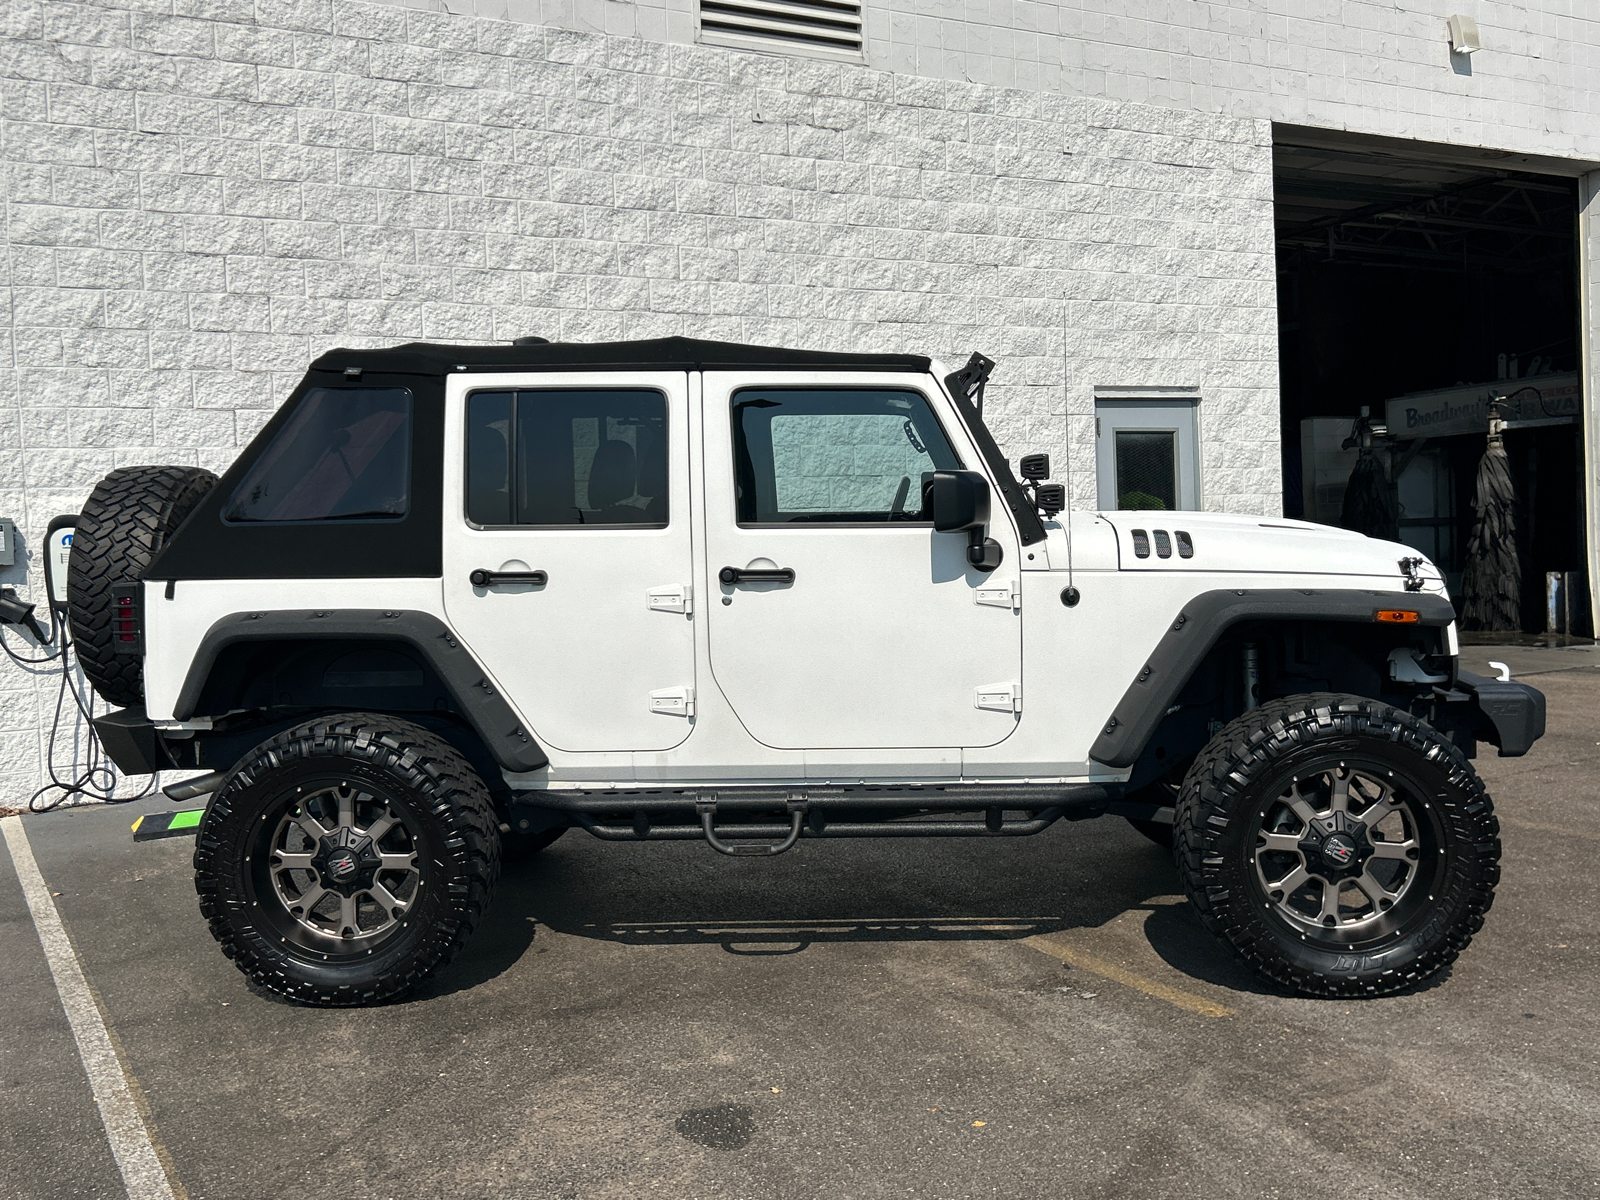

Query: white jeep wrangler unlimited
71;337;1544;1005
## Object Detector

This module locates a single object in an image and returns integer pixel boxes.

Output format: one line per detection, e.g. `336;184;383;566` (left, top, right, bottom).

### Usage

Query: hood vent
699;0;864;60
1131;528;1194;561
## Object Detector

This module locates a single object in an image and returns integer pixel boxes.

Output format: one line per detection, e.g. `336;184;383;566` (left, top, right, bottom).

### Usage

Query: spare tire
69;465;218;707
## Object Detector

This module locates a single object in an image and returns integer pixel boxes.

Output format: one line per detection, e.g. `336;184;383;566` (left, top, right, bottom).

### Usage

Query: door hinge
647;583;693;615
975;682;1022;713
974;580;1020;611
650;686;695;717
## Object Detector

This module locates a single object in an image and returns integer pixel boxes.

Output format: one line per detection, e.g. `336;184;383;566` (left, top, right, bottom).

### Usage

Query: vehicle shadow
1138;882;1456;1000
420;821;1258;999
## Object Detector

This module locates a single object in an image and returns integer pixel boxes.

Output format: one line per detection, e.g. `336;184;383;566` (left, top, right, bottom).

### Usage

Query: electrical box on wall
0;517;14;567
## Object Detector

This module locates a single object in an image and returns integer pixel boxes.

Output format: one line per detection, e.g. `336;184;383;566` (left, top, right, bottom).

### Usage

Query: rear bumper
1451;670;1547;757
91;708;172;775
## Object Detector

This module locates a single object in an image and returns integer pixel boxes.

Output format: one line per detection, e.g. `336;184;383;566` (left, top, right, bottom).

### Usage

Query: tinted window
1114;429;1177;510
225;387;412;522
466;389;667;527
731;388;960;524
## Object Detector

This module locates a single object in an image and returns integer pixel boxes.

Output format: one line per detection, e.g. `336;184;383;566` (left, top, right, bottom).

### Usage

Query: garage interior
1273;126;1589;637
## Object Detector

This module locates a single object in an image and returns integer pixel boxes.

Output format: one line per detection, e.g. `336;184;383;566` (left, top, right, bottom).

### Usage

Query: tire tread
68;465;217;706
193;713;500;1007
1173;692;1500;998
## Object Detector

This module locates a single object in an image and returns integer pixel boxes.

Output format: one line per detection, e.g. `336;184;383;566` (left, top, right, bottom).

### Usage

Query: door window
466;389;668;527
730;388;960;524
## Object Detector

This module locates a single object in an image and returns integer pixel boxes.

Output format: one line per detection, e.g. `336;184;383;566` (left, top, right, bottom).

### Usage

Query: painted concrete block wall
873;0;1600;163
0;1;1278;796
449;0;1600;164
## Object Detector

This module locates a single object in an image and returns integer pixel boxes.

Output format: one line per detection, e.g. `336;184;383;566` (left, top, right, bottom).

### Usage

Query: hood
1097;511;1441;585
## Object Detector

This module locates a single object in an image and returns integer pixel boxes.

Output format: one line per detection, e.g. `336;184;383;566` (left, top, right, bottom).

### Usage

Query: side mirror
930;470;990;532
931;471;1003;572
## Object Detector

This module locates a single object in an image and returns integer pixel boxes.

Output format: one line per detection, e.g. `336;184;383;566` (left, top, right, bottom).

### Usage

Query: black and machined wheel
194;715;500;1006
68;464;218;706
1175;693;1500;998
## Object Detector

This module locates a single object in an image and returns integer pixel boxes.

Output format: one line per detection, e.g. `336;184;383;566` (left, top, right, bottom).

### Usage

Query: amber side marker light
1374;609;1420;624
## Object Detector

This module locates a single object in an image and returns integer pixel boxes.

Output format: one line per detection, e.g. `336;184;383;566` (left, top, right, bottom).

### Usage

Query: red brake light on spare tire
110;583;140;653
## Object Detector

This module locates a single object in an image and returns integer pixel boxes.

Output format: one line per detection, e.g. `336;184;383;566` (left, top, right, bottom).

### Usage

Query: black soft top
309;336;932;377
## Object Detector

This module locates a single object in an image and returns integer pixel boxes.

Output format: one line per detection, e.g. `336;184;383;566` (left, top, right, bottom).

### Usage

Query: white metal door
700;371;1022;751
442;372;696;754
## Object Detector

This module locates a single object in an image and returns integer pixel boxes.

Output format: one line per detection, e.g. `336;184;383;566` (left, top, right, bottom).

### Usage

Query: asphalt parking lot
3;644;1597;1200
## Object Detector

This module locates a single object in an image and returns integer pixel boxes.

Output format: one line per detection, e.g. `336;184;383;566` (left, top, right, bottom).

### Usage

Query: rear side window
731;387;961;524
466;388;668;527
225;388;412;523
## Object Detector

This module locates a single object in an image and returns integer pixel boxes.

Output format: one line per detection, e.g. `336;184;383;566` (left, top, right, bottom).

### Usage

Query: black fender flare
1089;588;1457;769
173;609;547;772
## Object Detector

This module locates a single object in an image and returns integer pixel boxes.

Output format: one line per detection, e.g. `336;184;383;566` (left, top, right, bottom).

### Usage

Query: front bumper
1447;670;1547;757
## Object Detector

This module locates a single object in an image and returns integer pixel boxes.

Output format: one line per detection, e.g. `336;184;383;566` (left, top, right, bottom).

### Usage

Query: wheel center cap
309;828;379;895
1321;834;1359;869
1297;812;1373;880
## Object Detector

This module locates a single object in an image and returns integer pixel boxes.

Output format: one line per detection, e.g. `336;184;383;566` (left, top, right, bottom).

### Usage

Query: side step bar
511;783;1113;858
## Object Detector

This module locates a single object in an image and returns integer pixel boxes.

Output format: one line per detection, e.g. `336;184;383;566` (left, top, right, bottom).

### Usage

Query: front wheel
1175;694;1500;998
194;715;500;1006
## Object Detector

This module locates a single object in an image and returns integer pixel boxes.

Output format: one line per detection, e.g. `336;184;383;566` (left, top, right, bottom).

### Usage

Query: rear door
441;372;696;754
700;371;1022;751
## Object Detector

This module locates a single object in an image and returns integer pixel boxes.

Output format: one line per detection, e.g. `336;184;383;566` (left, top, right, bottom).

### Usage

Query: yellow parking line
1022;935;1235;1018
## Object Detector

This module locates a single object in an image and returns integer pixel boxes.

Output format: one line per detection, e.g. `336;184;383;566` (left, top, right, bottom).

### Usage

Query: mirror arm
966;528;1003;572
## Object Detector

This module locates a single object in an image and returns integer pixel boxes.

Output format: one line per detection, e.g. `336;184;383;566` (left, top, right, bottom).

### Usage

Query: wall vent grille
699;0;864;61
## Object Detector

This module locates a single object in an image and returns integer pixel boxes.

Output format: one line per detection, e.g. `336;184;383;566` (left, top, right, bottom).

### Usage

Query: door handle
470;569;548;588
719;566;795;585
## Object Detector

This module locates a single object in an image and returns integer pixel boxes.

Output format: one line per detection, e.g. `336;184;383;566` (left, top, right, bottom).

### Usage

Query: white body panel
439;371;697;755
140;577;448;722
698;370;1022;752
144;368;1451;792
1097;510;1430;577
959;512;1450;778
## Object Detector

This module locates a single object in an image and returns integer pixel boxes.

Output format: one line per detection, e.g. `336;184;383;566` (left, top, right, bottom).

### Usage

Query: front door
700;372;1022;751
442;372;696;754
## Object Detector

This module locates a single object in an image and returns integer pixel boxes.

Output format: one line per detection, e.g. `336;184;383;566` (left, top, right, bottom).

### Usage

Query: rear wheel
1175;694;1499;997
194;714;499;1006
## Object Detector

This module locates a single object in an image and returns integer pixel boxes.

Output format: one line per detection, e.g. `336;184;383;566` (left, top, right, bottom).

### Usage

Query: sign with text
1385;374;1581;439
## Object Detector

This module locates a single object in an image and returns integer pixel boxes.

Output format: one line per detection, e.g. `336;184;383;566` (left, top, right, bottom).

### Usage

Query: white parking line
1;816;179;1200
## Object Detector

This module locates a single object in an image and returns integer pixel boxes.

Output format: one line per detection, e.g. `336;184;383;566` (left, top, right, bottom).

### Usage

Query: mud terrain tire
68;465;217;706
1174;693;1500;998
194;714;500;1007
